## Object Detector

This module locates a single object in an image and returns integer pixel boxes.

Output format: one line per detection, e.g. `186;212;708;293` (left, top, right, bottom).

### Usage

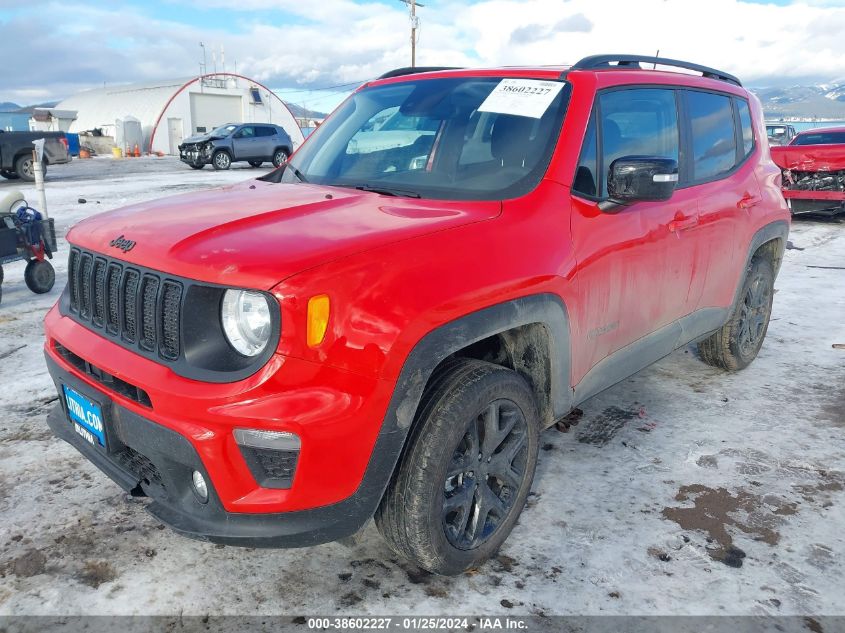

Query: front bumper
178;145;211;165
45;351;376;547
42;297;404;547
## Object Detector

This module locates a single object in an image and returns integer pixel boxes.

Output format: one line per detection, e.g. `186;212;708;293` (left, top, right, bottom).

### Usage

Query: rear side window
686;91;736;181
736;98;755;157
597;88;679;197
257;126;276;137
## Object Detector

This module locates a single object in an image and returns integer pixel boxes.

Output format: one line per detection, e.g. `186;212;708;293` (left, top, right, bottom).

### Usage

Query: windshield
275;77;570;200
791;131;845;146
210;124;238;137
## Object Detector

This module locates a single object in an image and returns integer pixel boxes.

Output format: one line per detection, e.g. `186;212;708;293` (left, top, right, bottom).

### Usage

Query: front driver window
598;89;679;198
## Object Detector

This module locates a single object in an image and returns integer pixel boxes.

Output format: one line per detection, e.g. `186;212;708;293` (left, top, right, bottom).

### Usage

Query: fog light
191;470;209;503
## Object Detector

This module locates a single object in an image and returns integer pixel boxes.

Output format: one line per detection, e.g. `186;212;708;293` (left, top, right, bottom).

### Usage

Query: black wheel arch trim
733;220;788;308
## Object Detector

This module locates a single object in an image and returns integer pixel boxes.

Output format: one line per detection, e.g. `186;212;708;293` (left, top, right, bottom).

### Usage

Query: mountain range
750;81;845;120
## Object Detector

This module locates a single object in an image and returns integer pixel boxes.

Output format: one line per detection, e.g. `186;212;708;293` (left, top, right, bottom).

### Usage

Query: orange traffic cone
134;144;140;158
126;144;132;158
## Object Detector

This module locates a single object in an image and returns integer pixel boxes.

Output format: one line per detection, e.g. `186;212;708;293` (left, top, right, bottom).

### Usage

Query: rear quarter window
735;98;755;157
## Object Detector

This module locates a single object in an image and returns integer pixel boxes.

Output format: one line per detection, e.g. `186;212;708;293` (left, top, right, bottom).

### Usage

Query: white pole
31;139;48;220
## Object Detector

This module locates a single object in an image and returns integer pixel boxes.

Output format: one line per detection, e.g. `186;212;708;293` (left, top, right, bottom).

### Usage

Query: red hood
67;180;500;289
770;144;845;172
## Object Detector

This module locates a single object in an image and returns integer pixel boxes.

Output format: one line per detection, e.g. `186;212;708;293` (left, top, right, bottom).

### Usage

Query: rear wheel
1;170;19;180
272;148;289;168
248;160;263;168
212;150;231;170
15;154;46;182
698;256;774;371
24;260;55;294
375;359;540;575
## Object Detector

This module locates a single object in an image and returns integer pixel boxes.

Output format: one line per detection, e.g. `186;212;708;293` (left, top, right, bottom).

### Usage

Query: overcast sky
2;0;845;111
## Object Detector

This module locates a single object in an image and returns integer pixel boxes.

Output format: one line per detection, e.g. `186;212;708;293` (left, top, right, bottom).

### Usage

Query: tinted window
572;115;597;197
687;91;737;181
598;88;679;197
236;126;255;138
792;131;845;145
256;126;276;137
736;99;754;156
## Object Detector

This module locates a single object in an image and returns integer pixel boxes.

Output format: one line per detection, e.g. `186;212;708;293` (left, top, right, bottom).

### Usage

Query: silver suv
178;123;293;170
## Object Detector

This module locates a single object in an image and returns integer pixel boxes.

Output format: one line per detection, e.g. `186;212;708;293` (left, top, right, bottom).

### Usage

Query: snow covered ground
0;157;843;618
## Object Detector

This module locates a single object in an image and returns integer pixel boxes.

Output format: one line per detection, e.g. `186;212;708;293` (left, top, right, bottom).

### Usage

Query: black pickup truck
0;130;71;182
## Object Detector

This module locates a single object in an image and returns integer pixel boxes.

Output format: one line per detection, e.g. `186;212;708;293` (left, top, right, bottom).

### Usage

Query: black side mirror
604;156;678;209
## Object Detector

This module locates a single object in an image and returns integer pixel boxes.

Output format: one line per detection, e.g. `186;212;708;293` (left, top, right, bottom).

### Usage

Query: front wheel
189;163;204;170
24;260;55;294
698;256;774;371
212;150;231;170
272;148;289;168
375;359;540;575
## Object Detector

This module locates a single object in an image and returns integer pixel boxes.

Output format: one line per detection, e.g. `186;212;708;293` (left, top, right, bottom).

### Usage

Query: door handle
668;212;698;233
738;193;762;209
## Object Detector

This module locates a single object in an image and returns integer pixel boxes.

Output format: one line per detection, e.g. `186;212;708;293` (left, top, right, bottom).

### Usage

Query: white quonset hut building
57;73;304;155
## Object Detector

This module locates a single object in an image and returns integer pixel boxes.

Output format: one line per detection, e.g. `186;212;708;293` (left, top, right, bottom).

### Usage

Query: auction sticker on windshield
478;79;564;119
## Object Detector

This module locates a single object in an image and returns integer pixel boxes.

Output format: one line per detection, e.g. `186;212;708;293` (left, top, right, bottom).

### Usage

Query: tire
0;265;3;305
24;260;55;294
1;170;19;180
375;358;540;576
698;256;775;371
212;150;231;170
15;154;46;182
272;148;289;168
189;163;205;170
248;160;263;168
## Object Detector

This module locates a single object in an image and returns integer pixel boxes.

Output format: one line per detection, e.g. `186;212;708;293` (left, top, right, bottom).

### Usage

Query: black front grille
66;248;183;362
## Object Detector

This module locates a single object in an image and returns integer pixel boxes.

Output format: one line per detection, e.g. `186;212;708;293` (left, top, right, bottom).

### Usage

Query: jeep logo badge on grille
109;235;136;252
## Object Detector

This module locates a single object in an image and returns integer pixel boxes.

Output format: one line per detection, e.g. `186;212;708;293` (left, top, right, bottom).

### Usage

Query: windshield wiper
353;184;421;198
286;162;308;183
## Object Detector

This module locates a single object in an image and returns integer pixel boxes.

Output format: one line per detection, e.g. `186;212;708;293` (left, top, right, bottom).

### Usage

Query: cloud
2;0;845;105
555;13;593;33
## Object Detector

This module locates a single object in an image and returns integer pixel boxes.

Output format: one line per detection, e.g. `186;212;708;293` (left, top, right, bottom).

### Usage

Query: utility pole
397;0;424;67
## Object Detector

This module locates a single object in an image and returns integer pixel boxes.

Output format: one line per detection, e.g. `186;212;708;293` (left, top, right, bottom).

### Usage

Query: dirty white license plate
62;385;106;449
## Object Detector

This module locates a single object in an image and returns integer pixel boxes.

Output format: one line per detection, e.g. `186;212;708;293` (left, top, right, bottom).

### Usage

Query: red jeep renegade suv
44;55;789;575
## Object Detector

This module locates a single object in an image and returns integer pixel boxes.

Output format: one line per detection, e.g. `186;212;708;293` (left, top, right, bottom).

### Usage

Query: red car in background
771;126;845;216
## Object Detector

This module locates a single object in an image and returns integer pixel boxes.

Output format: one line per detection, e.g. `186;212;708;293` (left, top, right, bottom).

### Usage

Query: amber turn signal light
307;294;330;347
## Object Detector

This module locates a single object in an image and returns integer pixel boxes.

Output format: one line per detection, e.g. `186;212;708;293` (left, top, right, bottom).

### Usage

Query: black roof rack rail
563;54;741;87
378;66;463;80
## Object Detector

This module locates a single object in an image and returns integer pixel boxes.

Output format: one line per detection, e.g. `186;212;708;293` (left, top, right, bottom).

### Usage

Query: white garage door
189;93;243;134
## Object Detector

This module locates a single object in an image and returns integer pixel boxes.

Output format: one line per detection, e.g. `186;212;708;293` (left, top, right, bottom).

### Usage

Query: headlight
221;290;272;357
